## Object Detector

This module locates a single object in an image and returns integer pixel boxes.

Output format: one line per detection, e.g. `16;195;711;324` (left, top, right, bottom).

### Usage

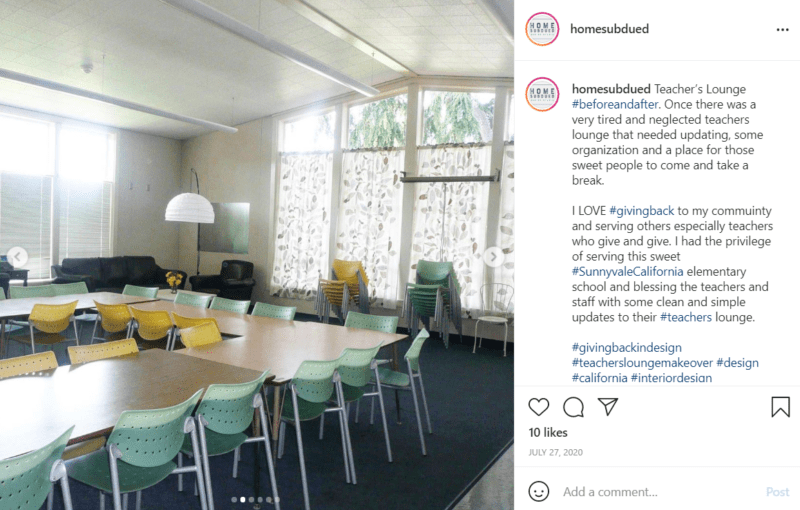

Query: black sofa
189;260;256;301
51;256;187;293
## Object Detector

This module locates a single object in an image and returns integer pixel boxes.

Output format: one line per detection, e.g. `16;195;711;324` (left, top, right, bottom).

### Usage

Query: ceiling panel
0;0;511;139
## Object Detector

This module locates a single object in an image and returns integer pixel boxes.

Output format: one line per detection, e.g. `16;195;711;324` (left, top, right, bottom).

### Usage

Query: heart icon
528;398;549;416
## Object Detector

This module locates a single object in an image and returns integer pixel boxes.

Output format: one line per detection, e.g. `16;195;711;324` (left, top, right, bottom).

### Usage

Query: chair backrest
332;259;368;291
9;285;55;299
178;322;222;348
94;301;133;334
0;351;58;379
0;426;73;510
405;284;441;316
292;358;341;403
175;291;213;308
405;329;430;372
480;283;514;316
197;370;271;435
68;338;139;364
338;343;382;388
171;313;218;330
107;390;202;468
29;301;78;334
415;260;453;285
52;282;89;295
220;260;254;280
344;311;398;334
210;296;250;314
122;285;159;299
251;302;296;321
129;307;173;341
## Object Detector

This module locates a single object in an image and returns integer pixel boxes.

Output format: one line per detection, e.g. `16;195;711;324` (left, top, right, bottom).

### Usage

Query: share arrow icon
598;398;618;416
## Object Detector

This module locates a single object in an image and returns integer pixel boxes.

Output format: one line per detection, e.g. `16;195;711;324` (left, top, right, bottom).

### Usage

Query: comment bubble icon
563;397;584;417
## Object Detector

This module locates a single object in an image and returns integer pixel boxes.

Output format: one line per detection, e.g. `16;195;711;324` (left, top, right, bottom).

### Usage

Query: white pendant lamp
165;168;214;275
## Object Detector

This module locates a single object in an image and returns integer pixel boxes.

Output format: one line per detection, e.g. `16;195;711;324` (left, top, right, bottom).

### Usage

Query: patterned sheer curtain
270;152;332;300
408;144;492;312
335;149;405;308
495;143;515;306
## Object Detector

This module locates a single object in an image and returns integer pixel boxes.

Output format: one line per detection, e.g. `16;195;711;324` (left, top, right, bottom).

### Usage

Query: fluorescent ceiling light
160;0;380;97
0;67;238;134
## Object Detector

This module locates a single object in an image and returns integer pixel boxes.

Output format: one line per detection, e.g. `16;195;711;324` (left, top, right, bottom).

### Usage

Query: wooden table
0;291;157;319
0;349;263;460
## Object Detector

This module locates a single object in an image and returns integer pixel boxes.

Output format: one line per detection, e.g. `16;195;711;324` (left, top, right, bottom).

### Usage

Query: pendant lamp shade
165;193;215;223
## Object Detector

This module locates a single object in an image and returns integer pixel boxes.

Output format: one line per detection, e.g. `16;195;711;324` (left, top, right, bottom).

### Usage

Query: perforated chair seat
68;451;177;493
181;429;246;457
374;367;409;387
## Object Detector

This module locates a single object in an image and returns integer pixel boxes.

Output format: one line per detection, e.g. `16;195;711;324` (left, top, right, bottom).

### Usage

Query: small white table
156;289;215;302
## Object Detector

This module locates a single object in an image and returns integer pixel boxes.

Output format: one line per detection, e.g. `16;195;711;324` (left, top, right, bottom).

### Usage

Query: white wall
115;130;183;269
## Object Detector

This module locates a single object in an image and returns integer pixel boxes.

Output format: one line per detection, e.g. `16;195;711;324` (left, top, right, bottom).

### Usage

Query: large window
271;112;335;300
422;91;495;146
0;113;116;280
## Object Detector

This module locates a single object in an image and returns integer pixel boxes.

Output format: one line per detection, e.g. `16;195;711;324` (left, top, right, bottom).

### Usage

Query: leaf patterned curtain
409;144;492;312
270;152;332;300
495;143;515;308
335;150;405;308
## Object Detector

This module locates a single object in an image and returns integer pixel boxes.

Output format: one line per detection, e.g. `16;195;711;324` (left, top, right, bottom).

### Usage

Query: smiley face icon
529;481;550;502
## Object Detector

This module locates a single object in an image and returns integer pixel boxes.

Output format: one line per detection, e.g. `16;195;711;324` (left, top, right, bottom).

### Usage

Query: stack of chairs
405;260;463;347
316;259;370;324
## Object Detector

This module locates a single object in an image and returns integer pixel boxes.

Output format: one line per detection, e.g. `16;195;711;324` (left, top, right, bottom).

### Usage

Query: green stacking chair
343;312;398;334
414;260;463;344
122;285;159;299
371;329;432;455
0;426;75;510
251;302;296;321
68;390;208;510
9;285;55;299
180;370;280;510
319;342;391;462
277;355;352;510
175;291;213;308
209;296;250;314
404;283;449;345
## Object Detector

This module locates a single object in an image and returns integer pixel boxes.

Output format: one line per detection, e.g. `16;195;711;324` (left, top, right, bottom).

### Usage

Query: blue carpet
11;323;513;510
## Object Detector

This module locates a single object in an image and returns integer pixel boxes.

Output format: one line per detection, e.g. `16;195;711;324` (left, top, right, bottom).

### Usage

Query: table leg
252;411;261;506
271;384;282;459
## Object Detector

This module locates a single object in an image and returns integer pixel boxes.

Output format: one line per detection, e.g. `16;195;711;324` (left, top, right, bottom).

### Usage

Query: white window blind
0;174;53;279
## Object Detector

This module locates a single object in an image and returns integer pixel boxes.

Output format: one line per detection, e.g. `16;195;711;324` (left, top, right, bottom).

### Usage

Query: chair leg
90;317;99;344
123;492;128;510
232;446;240;478
99;492;105;510
337;383;356;484
354;398;360;423
473;320;480;353
336;410;351;485
375;381;393;463
257;406;281;510
177;452;183;491
47;487;53;510
417;373;432;434
370;393;376;425
408;375;427;456
503;322;508;357
73;321;80;346
135;491;141;510
188;426;210;510
291;391;312;510
198;419;215;510
278;422;286;459
318;412;325;440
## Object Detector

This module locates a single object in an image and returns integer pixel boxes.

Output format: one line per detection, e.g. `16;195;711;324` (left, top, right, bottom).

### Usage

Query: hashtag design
572;267;579;275
572;373;579;382
572;343;579;351
660;312;668;321
717;358;723;366
573;358;579;366
631;373;638;382
572;99;579;108
609;206;616;214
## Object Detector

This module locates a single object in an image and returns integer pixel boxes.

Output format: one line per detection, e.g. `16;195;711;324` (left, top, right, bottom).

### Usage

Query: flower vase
171;285;178;294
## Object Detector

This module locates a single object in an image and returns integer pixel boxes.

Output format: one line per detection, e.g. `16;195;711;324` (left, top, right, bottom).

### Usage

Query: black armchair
189;260;256;301
0;272;9;298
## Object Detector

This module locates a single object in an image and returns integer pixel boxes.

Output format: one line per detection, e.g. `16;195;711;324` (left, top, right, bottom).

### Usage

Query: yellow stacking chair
178;321;222;349
9;301;80;355
128;307;174;349
68;338;139;364
169;313;219;351
315;279;350;324
331;259;370;314
90;302;133;344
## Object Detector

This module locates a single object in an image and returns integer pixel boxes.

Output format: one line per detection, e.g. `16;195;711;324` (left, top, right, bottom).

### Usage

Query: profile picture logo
526;78;559;111
526;13;559;46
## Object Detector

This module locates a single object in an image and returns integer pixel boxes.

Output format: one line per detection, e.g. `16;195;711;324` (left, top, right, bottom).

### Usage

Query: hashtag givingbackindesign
573;267;579;275
572;343;579;351
609;206;616;214
572;99;579;108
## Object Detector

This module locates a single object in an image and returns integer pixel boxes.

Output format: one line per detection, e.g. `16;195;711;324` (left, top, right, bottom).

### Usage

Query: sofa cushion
61;258;102;282
101;257;127;288
125;256;159;285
